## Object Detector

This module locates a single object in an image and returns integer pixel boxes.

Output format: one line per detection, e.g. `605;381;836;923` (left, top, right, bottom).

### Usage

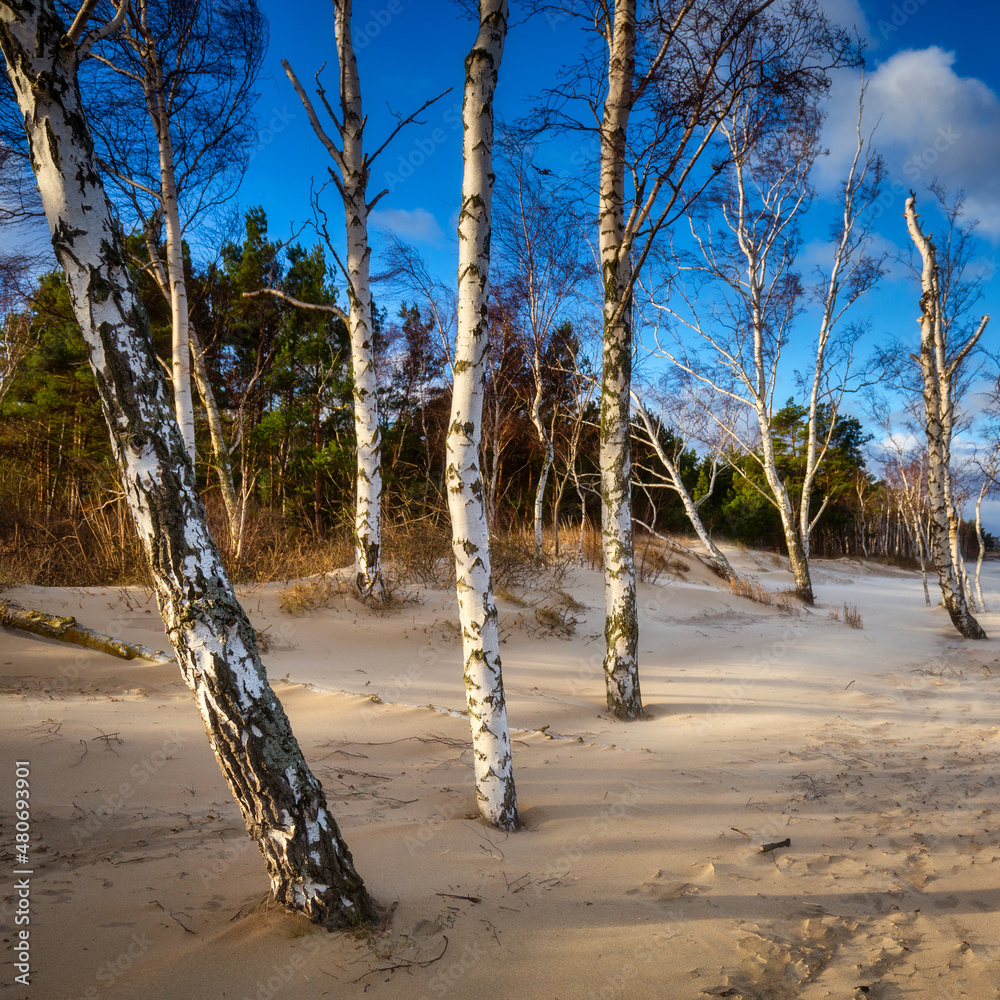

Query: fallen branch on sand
761;838;791;854
0;600;174;663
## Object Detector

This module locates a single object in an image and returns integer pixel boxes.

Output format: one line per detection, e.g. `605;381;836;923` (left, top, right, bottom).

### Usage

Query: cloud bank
819;47;1000;237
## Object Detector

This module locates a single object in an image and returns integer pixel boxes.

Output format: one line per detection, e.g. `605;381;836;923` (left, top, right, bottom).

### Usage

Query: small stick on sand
761;838;791;853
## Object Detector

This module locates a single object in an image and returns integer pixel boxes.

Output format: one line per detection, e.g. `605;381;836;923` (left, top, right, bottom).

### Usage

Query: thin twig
350;936;449;983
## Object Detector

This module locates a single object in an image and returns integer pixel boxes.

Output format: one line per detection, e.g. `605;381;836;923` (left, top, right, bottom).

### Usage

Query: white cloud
369;206;444;244
818;47;1000;237
819;0;872;42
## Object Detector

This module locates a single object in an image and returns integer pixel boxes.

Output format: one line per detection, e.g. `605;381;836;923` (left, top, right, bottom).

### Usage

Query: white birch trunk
756;403;814;601
530;371;553;557
189;325;241;552
446;0;518;831
160;152;194;460
0;0;375;926
974;480;988;611
137;23;195;460
282;3;384;602
905;195;987;639
735;152;814;603
916;496;931;605
331;1;384;601
796;118;869;562
598;0;643;719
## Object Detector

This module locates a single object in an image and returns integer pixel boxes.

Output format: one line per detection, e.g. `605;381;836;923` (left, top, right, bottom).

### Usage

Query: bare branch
242;288;348;323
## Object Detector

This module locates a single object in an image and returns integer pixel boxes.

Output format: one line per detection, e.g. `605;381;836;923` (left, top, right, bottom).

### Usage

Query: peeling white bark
281;0;384;602
598;0;642;719
447;0;519;831
150;67;195;461
0;0;375;926
905;194;987;640
331;1;384;602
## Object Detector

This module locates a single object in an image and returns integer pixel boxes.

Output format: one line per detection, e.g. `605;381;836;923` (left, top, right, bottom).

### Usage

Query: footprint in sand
626;880;702;902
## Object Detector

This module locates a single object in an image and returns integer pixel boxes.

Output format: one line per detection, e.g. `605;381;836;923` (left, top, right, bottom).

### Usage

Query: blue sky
242;0;1000;363
237;1;1000;529
242;0;589;274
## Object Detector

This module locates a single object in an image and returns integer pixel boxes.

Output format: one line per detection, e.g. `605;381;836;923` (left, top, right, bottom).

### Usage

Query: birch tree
870;400;932;605
972;440;999;611
493;138;588;555
631;388;736;580
0;0;375;927
281;1;445;602
905;192;989;639
549;330;598;559
649;70;874;604
535;0;793;717
904;193;988;639
83;0;266;463
447;0;519;830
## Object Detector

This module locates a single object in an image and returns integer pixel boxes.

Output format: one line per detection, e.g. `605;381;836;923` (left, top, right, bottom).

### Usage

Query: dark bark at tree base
943;596;988;640
0;0;376;930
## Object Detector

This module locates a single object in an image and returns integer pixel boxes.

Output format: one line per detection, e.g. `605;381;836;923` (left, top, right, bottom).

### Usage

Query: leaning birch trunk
598;0;643;719
446;0;519;831
333;1;384;602
0;0;376;927
633;397;736;581
905;194;987;639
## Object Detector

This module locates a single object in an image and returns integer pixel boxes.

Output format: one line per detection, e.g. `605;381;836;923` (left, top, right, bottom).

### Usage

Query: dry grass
578;517;603;569
382;515;453;588
635;533;691;585
827;601;863;629
530;604;582;638
843;602;864;629
495;586;529;607
278;576;350;616
0;488;351;589
728;574;798;612
0;492;594;630
0;492;146;588
554;588;586;612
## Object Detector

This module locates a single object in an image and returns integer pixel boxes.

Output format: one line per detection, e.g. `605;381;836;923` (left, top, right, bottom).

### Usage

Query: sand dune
2;550;999;1000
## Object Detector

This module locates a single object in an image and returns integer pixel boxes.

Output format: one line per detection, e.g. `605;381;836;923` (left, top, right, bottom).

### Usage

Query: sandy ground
2;548;1000;1000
